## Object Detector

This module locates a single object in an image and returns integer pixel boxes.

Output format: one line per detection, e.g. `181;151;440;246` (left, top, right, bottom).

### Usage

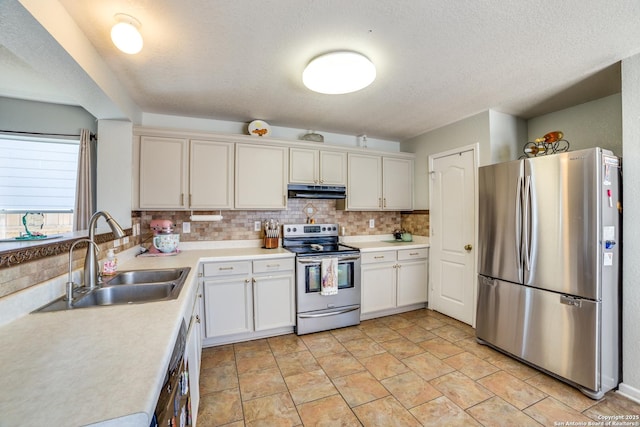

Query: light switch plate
183;222;190;233
254;221;262;232
369;219;375;228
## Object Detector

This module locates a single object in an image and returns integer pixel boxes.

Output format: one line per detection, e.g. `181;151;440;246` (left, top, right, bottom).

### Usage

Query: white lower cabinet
202;257;295;345
361;247;429;319
185;282;203;426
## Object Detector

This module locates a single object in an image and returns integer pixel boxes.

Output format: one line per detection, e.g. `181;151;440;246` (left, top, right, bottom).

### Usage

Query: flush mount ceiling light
111;13;143;54
303;51;376;94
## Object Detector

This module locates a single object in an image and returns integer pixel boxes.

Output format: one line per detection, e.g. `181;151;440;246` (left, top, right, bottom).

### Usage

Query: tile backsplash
138;200;429;242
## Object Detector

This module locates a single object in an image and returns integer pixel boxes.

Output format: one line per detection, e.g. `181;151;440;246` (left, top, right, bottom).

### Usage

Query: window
0;135;79;238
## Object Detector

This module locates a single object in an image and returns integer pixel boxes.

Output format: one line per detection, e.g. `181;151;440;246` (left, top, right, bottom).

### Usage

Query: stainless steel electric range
282;224;361;335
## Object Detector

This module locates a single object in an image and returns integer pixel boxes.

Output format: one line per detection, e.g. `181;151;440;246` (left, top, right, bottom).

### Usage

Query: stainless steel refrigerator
476;147;621;399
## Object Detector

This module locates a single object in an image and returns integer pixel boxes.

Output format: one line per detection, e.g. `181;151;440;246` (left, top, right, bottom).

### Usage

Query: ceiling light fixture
111;13;143;54
303;51;376;94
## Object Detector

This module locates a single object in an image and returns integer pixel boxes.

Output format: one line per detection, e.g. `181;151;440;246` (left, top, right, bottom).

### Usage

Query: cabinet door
139;136;188;208
204;277;253;337
361;263;396;314
185;287;202;427
289;148;318;184
253;273;295;331
236;144;288;209
190;140;233;209
397;259;428;306
319;151;347;185
347;154;382;210
383;157;413;210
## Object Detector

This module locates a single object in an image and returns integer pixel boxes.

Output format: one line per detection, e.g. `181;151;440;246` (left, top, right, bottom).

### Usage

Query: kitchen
2;1;640;426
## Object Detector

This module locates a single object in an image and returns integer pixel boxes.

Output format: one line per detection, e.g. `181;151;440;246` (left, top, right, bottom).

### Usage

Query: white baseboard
617;383;640;404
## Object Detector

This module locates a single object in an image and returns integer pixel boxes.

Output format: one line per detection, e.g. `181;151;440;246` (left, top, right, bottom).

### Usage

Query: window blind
0;136;79;212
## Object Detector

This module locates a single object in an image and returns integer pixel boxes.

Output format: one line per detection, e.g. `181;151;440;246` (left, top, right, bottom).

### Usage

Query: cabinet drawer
253;258;295;274
361;251;397;264
398;248;428;261
203;261;251;277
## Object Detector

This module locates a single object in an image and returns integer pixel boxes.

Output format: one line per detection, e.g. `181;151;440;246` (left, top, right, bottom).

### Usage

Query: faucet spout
67;239;99;304
83;211;126;290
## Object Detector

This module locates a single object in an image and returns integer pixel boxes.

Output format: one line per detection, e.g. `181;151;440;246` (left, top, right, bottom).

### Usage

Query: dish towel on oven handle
321;257;338;296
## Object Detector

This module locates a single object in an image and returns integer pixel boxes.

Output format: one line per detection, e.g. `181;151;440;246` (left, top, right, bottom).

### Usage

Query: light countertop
0;245;293;427
344;235;429;252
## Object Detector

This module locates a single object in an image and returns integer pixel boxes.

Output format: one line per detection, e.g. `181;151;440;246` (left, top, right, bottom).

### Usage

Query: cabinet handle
374;256;385;259
189;194;192;206
198;293;202;298
383;198;387;208
180;193;184;205
219;266;234;271
283;195;286;206
409;252;419;256
245;278;251;283
252;278;257;284
266;264;280;268
378;197;382;208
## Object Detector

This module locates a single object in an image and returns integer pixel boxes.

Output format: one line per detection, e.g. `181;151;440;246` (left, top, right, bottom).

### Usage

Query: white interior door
429;146;477;325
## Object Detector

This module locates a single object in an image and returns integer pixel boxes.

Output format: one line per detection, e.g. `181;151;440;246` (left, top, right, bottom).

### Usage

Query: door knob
464;244;472;252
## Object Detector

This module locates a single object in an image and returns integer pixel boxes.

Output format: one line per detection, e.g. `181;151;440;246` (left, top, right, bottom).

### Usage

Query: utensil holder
264;237;279;249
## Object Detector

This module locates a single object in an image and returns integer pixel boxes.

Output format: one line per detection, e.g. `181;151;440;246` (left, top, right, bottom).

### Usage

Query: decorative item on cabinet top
300;131;324;143
521;130;570;158
248;120;271;137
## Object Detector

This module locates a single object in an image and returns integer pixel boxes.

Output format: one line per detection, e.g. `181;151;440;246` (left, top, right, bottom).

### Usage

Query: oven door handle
297;255;360;264
298;306;360;318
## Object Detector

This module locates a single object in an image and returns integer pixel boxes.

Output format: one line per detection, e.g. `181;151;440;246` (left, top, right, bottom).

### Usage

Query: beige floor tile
402;351;455;381
430;324;472;342
466;396;542;427
242;391;301;426
410;395;481;427
235;349;278;375
379;337;425;359
331;326;367;343
284;369;338;405
524;396;594;425
332;370;389;407
201;344;235;369
430;371;494;409
301;332;347;358
275;349;321;378
584;391;640;421
234;338;270;354
360;352;410;380
200;360;238;394
394;324;437;343
418;337;464;359
381;371;442;409
353;395;422;427
197;387;243;426
341;337;386;359
379;314;415;330
412;316;446;330
444;351;500;380
238;367;287;401
399;308;431;321
316;352;365;379
526;373;598;412
297;394;360;426
485;352;539;380
455;337;501;360
362;325;402;342
478;370;547;410
267;334;308;356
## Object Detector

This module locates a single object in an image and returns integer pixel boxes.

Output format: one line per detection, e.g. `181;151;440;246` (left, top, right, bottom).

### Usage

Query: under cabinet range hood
287;184;346;199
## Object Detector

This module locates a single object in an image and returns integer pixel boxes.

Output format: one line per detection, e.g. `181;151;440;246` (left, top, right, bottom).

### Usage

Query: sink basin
34;267;190;313
103;268;185;285
72;283;176;307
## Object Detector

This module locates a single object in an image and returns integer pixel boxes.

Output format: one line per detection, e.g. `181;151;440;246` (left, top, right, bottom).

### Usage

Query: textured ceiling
3;0;639;141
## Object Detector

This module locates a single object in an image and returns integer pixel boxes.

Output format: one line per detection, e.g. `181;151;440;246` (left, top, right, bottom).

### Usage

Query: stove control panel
283;223;339;237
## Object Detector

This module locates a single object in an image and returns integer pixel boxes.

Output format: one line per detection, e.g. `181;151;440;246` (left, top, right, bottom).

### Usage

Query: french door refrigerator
476;147;621;399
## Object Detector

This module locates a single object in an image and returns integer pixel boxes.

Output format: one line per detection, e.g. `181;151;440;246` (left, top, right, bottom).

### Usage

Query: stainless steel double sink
34;267;190;313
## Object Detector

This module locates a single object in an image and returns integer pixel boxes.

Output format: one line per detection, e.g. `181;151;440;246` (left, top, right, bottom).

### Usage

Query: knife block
264;237;279;249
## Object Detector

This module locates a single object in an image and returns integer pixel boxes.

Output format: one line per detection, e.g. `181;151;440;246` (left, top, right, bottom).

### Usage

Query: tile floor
197;308;640;426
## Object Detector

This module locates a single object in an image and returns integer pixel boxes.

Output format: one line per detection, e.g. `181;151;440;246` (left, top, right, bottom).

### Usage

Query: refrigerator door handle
523;175;532;271
515;176;523;270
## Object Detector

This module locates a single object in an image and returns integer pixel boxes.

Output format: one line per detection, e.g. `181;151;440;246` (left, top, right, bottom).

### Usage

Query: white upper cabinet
382;157;413;210
344;153;413;211
235;144;288;209
289;148;346;185
139;136;189;209
139;136;233;209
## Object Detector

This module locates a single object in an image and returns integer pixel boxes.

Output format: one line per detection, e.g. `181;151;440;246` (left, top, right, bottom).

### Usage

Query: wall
401;111;491;209
0;96;97;134
489;110;527;163
527;94;622;156
620;55;640;401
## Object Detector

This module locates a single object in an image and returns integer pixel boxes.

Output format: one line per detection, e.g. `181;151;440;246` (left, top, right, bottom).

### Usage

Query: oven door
296;254;361;313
